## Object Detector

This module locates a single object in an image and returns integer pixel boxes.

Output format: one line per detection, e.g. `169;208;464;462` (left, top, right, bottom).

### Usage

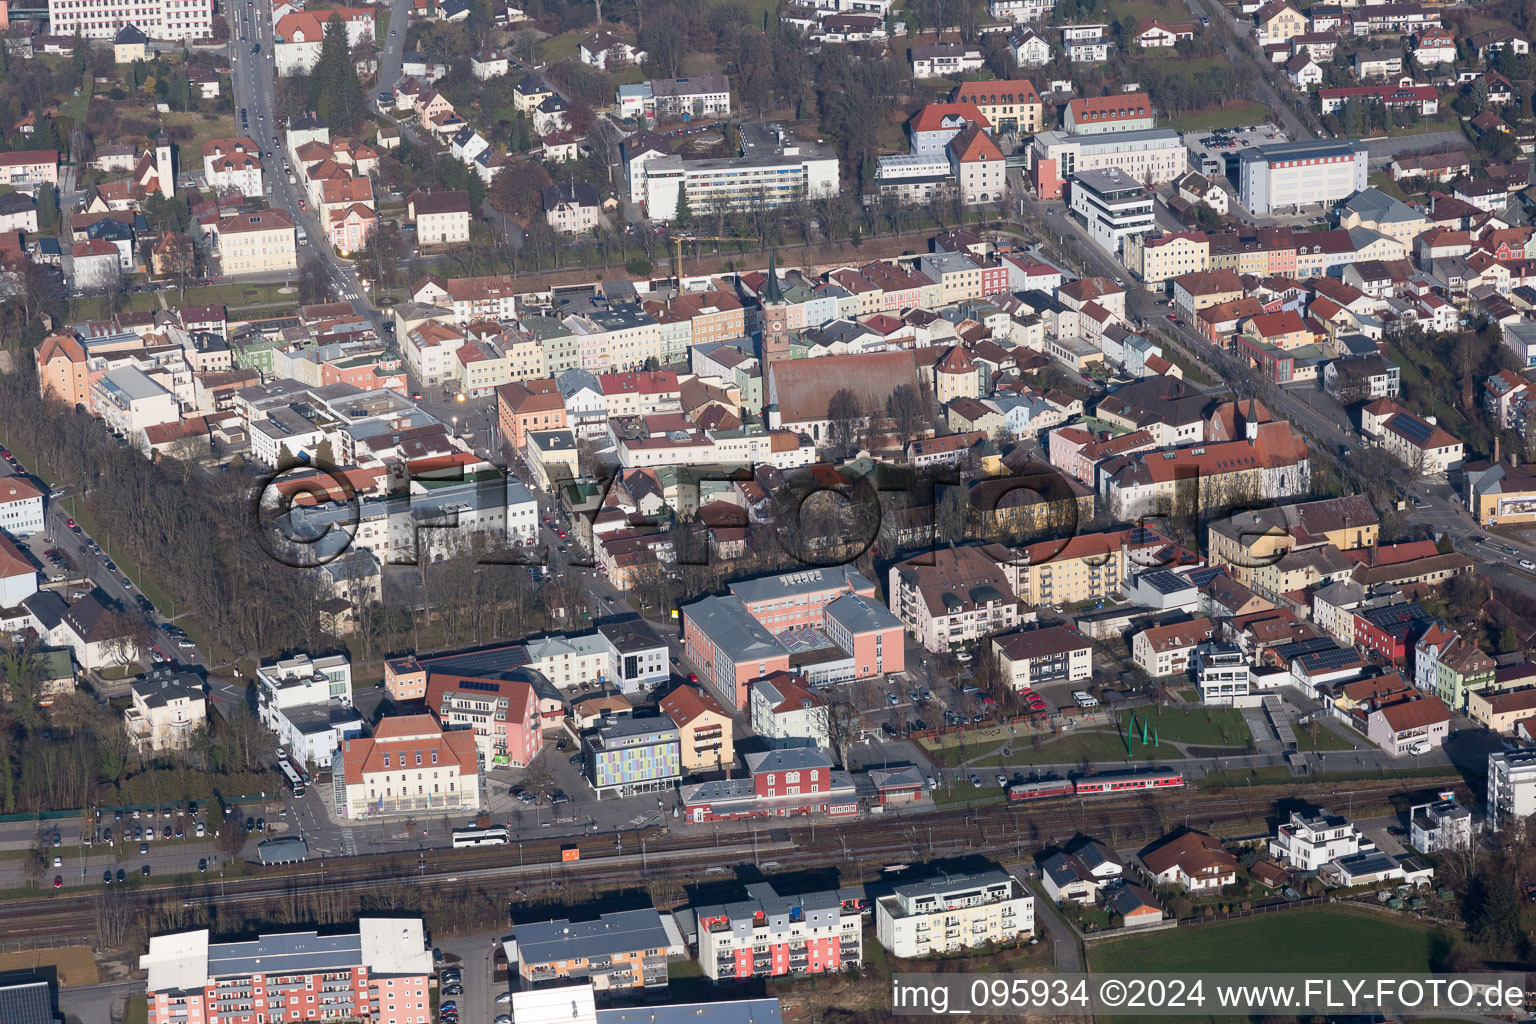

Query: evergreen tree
72;29;85;73
32;118;61;155
673;186;691;227
170;71;190;111
310;13;365;134
35;186;58;233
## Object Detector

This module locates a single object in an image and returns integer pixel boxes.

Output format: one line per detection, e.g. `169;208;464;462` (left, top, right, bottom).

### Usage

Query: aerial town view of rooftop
6;0;1536;1016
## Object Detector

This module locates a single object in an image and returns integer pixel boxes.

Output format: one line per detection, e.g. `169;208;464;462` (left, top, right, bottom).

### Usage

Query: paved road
1180;0;1314;142
226;0;380;329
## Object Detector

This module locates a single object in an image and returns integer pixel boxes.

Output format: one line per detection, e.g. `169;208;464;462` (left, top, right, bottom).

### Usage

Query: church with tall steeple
757;250;790;368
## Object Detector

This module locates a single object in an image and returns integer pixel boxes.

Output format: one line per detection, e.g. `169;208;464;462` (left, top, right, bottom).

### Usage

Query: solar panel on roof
1298;646;1360;672
457;679;502;692
1389;413;1437;446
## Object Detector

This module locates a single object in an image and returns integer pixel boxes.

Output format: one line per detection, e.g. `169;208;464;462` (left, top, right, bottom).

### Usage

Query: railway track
0;773;1453;945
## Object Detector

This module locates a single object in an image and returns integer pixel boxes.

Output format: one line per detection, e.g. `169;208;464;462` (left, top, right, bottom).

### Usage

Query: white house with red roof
948;124;1005;205
0;532;37;607
0;478;45;537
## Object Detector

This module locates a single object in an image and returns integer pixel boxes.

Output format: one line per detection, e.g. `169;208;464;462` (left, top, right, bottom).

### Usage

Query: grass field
1162;100;1271;132
970;730;1190;766
542;30;584;62
1295;723;1359;752
1089;905;1440;973
161;109;239;157
0;945;100;986
149;282;299;309
1122;705;1249;747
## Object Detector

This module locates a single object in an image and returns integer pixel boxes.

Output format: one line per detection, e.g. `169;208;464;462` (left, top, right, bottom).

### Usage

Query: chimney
1495;435;1501;466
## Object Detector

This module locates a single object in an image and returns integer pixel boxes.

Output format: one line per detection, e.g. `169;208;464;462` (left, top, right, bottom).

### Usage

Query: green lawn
1089;905;1440;973
123;996;149;1024
161;109;239;157
931;784;1006;809
1295;723;1360;752
1162;100;1270;132
970;730;1190;766
1107;0;1182;25
60;73;93;125
1122;705;1250;747
1368;172;1412;202
541;30;584;62
159;282;299;309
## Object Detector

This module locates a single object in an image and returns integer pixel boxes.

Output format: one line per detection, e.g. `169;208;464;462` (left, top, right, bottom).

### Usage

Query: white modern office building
1238;139;1369;215
630;124;839;220
49;0;213;40
1069;167;1155;256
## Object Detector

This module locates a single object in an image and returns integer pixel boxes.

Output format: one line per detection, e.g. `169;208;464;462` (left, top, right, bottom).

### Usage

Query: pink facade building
142;919;433;1024
423;671;543;766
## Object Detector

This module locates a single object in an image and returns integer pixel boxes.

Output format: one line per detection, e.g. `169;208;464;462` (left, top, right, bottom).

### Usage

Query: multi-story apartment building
583;717;682;797
658;684;733;772
1191;642;1251;706
256;653;358;766
421;672;542;767
0;150;60;187
496;377;567;449
1000;529;1160;608
217;209;297;275
749;671;830;748
888;545;1020;653
523;633;609;692
1268;808;1362;869
202;137;263;196
93;365;180;439
991;626;1092;690
141;919;433;1024
696;882;864;980
1123;230;1210;287
630;124;839;220
1207;495;1378;590
1131;618;1214;677
410;274;518;325
336;714;481;819
125;668;206;752
875;870;1034;958
0;477;45;537
50;0;212;40
512;908;675;991
1489;749;1536;830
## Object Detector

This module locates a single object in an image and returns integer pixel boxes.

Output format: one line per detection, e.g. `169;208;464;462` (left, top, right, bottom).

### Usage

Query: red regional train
1008;767;1185;802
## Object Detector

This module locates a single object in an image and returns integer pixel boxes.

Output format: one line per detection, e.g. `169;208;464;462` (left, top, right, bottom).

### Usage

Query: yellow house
113;24;148;63
934;345;981;404
1466;461;1536;526
951;80;1044;134
216;208;297;275
1467;684;1536;734
1207;495;1379;587
659;684;733;772
1256;0;1306;44
1241;310;1312;351
1127;231;1210;287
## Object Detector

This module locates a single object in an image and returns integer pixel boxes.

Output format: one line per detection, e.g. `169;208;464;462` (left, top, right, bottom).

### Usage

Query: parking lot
1182;123;1287;178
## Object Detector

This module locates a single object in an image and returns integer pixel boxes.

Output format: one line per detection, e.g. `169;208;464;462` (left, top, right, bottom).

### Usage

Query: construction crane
668;235;742;288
